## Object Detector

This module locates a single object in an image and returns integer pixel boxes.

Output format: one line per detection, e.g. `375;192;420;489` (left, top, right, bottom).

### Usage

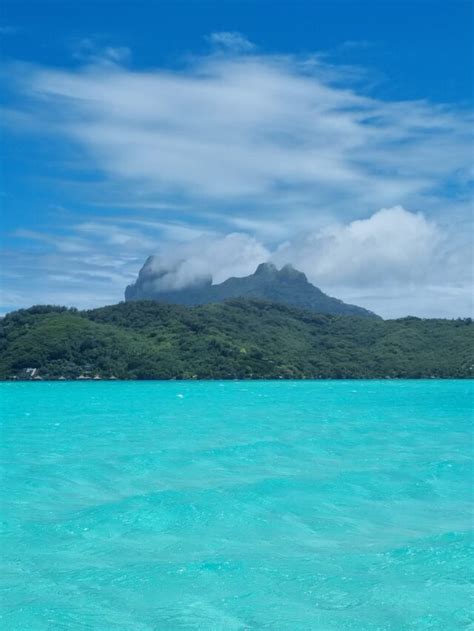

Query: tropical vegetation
0;300;472;380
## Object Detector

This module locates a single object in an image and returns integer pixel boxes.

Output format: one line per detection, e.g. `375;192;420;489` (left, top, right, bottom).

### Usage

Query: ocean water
0;381;473;631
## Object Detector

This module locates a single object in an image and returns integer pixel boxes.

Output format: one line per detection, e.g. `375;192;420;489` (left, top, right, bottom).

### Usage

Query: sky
1;0;473;318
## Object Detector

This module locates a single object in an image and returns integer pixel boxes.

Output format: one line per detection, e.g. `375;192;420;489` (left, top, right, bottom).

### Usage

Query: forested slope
0;300;472;379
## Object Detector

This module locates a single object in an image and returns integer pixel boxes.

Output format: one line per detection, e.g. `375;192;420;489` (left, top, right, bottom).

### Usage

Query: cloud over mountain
2;40;472;318
273;206;441;285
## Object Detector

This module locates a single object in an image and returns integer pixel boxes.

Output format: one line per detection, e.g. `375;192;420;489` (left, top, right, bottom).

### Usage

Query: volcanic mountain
125;259;379;318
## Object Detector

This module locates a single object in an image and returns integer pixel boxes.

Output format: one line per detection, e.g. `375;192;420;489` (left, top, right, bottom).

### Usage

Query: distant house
19;367;39;380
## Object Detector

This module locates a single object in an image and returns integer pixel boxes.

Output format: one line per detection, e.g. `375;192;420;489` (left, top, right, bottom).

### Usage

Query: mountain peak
125;259;380;318
253;263;308;283
255;262;278;276
278;263;308;283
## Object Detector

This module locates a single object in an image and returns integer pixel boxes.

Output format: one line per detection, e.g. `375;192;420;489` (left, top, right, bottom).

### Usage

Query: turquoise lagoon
1;380;473;630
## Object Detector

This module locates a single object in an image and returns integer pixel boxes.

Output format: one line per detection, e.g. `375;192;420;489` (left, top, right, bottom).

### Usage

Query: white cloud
207;32;256;53
273;206;441;285
271;206;472;318
72;38;131;65
140;232;270;291
15;51;471;215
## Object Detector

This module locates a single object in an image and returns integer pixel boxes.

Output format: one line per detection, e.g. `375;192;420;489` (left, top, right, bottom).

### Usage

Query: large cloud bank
2;39;473;317
4;206;472;319
20;51;472;214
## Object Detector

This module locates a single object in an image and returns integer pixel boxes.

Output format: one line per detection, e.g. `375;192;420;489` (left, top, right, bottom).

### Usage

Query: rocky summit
125;260;380;318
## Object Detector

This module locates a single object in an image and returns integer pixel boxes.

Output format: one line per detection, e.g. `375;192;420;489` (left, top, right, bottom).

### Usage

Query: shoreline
3;376;473;383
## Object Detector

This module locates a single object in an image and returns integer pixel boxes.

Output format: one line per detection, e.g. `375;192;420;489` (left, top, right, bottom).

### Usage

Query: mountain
1;301;472;380
125;260;380;318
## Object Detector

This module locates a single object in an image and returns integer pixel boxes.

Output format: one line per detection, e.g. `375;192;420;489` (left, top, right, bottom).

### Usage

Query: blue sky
1;0;473;317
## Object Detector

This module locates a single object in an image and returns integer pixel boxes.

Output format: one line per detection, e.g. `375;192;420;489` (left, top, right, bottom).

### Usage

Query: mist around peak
125;260;380;319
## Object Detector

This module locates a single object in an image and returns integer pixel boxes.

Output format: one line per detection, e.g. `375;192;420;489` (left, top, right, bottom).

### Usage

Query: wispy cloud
12;50;471;219
207;31;256;53
71;38;131;65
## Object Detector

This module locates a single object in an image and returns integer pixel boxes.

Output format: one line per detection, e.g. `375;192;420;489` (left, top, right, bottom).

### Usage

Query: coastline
3;376;473;382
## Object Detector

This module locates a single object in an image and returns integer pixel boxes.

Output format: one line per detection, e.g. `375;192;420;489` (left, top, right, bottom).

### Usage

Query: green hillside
0;300;472;380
